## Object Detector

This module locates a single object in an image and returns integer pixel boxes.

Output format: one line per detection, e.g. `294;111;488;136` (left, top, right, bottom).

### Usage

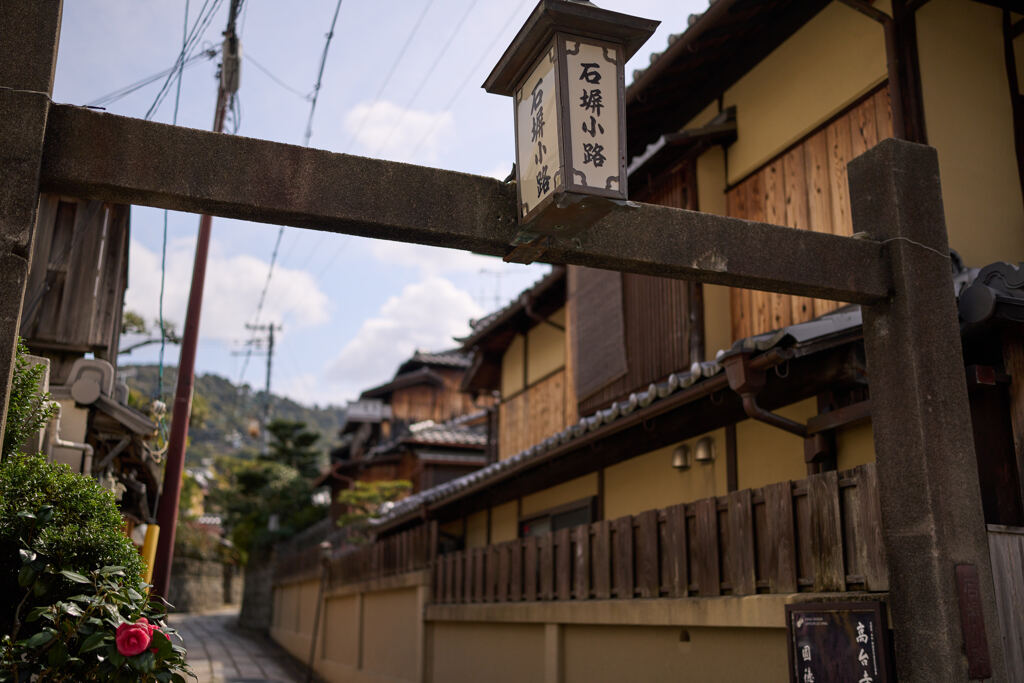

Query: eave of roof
361;366;446;399
458;266;566;352
625;0;831;163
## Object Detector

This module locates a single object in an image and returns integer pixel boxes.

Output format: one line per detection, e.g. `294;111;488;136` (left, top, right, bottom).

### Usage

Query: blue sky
52;0;706;407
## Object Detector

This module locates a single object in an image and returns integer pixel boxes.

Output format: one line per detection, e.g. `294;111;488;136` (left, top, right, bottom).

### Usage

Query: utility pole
235;322;282;428
152;0;242;598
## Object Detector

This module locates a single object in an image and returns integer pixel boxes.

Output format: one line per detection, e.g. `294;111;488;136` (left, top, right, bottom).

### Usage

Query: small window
519;497;595;538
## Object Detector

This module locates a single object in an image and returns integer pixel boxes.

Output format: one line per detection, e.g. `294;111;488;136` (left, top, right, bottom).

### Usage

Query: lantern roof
483;0;659;96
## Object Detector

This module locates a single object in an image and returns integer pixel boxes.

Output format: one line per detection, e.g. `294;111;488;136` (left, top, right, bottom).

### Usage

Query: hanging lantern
484;0;658;239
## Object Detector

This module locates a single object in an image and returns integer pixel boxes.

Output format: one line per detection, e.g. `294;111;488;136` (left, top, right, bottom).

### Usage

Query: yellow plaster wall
916;0;1024;266
501;334;525;398
465;510;489;549
428;622;545;683
520;473;598;517
321;595;360;667
490;501;519;544
603;429;727;520
270;579;320;663
526;307;566;385
723;2;888;183
836;421;876;471
694;143;734;362
361;587;420;681
562;625;788;683
735;398;817;490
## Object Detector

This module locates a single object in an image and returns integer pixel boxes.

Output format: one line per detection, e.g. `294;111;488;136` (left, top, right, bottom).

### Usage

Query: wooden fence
432;464;887;603
987;524;1024;682
274;523;436;587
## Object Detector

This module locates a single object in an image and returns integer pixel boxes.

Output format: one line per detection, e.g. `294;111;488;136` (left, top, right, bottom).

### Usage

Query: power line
158;0;193;401
371;0;482;157
86;49;216;108
342;0;437;153
145;0;226;120
409;0;532;159
238;0;344;386
244;53;311;100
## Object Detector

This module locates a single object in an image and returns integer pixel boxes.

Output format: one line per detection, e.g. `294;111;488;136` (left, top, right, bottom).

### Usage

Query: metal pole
265;323;274;426
152;0;240;597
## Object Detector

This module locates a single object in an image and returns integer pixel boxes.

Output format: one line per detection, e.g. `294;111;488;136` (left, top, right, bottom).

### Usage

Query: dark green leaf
59;569;89;584
109;650;126;668
18;564;35;587
46;640;68;667
131;650;155;673
99;565;126;576
18;548;36;564
37;505;54;523
78;631;107;654
171;674;186;683
125;587;143;602
16;510;35;521
60;601;84;617
25;629;55;648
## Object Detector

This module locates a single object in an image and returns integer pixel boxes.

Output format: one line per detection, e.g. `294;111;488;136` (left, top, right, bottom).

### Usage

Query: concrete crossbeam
38;104;890;304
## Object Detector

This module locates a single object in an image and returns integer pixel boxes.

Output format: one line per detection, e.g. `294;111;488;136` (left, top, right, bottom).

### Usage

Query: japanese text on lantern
565;40;620;192
516;46;560;217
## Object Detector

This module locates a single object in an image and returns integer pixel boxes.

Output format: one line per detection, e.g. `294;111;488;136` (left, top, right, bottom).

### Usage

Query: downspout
721;353;833;474
47;401;95;475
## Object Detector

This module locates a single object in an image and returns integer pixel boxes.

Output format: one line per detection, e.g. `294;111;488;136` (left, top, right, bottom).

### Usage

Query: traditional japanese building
270;1;1024;680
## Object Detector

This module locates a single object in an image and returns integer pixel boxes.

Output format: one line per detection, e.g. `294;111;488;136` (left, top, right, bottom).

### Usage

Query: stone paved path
169;608;307;683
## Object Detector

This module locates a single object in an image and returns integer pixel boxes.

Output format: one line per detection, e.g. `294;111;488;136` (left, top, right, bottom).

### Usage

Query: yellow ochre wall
527;307;566;384
735;398;817;491
603;429;728;520
562;625;788;683
722;1;888;184
520;473;598;517
916;0;1024;266
490;500;519;544
501;334;525;398
361;588;420;680
465;509;488;549
429;622;546;683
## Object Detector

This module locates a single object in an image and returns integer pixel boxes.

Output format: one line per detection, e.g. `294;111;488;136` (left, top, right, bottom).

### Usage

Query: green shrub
0;453;144;634
1;340;54;459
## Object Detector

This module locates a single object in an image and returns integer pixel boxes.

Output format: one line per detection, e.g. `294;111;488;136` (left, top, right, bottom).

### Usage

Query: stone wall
239;553;274;632
167;557;243;613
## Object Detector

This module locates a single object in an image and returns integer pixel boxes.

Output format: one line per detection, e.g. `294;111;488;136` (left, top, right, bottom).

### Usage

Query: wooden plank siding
498;370;567;460
987;525;1024;682
726;87;893;341
20;195;130;364
427;464;887;604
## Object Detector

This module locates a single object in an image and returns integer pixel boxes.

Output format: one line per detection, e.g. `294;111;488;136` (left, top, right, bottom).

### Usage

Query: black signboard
786;601;892;683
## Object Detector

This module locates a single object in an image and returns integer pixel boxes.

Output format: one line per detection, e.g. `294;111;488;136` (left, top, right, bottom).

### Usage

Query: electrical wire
342;0;437;153
371;0;482;157
238;0;344;386
409;0;532;159
145;0;225;120
244;53;311;100
86;49;216;109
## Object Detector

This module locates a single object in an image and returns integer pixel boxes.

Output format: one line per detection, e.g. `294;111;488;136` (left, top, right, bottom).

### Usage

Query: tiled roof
458;266;565;349
375;305;863;527
405;349;472;369
368;412;489;458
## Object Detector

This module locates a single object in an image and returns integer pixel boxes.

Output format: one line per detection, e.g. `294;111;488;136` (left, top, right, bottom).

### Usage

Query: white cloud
345;100;454;162
324;277;482;401
125;238;330;341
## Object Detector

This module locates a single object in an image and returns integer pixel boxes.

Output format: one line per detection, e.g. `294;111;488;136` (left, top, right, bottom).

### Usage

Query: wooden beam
37;104;890;304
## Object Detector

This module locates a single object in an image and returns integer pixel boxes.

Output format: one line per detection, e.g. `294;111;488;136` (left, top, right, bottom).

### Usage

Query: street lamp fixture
484;0;658;241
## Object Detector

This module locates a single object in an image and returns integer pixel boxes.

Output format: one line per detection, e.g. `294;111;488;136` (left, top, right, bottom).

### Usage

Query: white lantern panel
565;39;620;193
515;45;561;218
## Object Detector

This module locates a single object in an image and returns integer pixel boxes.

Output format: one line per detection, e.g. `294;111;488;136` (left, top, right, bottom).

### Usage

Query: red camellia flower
115;618;152;656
